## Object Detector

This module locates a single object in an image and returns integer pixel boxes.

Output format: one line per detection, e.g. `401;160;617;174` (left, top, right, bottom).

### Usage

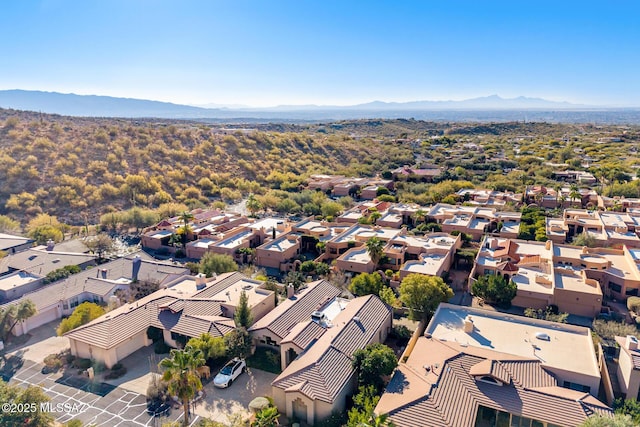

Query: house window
474;405;557;427
265;336;279;347
626;288;639;297
563;381;590;393
70;297;79;308
62;301;68;310
609;282;622;293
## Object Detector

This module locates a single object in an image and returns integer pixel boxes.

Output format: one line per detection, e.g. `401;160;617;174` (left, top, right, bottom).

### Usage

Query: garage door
22;307;59;334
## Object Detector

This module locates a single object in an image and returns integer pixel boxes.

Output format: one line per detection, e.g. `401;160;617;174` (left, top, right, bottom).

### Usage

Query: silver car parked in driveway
213;358;246;388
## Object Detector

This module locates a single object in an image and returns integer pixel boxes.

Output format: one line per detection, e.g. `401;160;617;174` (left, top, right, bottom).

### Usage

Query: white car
213;358;246;388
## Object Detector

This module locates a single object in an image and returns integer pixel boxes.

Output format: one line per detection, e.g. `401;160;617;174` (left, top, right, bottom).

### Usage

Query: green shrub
74;358;91;370
105;366;127;380
44;354;62;370
92;361;106;373
154;341;171;354
146;326;163;342
628;297;640;315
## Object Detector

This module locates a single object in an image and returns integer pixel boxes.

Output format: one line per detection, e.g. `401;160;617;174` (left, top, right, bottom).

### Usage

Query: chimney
463;315;474;333
272;227;277;240
46;239;55;251
277;221;285;232
101;269;108;279
132;255;142;282
195;273;207;290
287;283;295;298
626;335;638;351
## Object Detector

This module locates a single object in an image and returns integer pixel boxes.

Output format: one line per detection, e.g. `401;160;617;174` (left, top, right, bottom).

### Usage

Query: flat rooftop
0;271;40;292
511;265;554;295
214;229;253;249
150;230;173;238
249;217;286;232
341;247;371;264
402;254;446;276
190;238;216;249
333;225;400;244
261;234;298;252
427;304;600;379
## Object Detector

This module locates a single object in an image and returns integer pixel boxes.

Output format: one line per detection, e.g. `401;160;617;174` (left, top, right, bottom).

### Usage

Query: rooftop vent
535;332;551;341
195;273;207;290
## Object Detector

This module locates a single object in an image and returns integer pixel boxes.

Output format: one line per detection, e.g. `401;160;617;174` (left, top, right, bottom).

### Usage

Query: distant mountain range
0;89;635;122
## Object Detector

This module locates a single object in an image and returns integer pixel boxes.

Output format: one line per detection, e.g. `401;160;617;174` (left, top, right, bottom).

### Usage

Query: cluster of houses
6;195;640;424
139;203;524;288
546;208;640;248
306;175;394;199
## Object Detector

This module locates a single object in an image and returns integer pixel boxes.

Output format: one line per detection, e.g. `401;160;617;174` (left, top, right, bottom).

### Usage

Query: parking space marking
9;360;199;427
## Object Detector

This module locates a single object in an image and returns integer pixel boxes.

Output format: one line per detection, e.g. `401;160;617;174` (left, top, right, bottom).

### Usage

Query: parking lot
10;360;183;426
3;321;277;426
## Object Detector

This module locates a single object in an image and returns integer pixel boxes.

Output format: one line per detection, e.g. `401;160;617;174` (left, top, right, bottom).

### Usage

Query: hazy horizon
1;1;638;108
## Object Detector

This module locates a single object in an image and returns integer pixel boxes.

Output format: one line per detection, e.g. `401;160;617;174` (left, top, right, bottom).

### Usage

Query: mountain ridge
0;89;607;120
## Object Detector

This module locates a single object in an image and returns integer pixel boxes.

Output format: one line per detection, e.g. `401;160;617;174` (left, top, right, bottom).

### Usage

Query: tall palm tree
178;211;194;248
569;185;581;207
159;346;205;427
553;184;562;208
365;236;385;269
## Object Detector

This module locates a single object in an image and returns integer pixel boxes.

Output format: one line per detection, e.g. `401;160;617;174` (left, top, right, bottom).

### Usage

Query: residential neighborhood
4;192;640;426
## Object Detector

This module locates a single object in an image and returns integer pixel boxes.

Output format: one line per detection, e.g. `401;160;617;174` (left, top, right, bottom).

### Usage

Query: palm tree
168;233;182;247
412;209;426;227
178;211;194;248
246;193;262;217
559;194;567;208
360;413;396;427
0;299;36;341
553;184;561;208
369;208;382;225
159;346;205;427
365;236;385;268
569;185;581;207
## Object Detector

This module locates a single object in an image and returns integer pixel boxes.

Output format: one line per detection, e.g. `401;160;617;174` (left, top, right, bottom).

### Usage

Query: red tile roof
379;338;612;427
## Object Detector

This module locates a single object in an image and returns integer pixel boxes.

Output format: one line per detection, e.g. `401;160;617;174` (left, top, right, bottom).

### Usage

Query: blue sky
0;1;638;107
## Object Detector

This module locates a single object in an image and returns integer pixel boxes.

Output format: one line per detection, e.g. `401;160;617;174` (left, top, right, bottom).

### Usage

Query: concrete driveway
102;344;277;424
194;367;277;425
5;320;70;364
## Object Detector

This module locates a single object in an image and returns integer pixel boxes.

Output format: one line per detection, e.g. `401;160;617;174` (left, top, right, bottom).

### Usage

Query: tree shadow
0;350;25;381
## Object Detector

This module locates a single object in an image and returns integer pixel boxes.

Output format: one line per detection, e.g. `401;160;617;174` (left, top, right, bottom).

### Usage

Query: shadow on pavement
0;352;25;381
56;373;117;397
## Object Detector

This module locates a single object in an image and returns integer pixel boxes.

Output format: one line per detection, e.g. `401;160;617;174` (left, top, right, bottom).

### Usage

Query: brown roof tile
249;280;341;339
272;295;392;404
379;337;612;427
